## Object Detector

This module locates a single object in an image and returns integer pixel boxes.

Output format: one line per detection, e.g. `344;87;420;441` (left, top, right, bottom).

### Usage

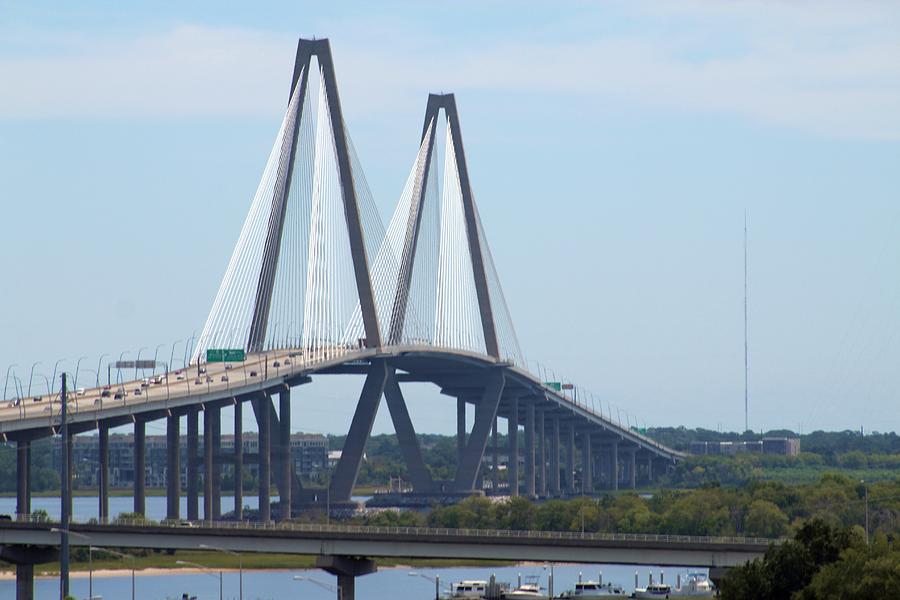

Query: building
53;431;328;489
689;437;798;457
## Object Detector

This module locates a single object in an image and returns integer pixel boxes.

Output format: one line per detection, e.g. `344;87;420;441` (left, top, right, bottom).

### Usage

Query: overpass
0;519;771;599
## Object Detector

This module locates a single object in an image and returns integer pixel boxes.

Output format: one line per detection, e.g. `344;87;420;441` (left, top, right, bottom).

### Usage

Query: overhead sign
544;381;562;392
115;360;156;369
206;349;246;363
561;383;575;390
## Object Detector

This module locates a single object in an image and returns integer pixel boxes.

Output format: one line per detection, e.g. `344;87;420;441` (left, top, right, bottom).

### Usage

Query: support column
550;418;560;495
330;361;389;501
647;454;653;483
524;401;535;497
187;409;199;521
383;374;433;492
134;421;145;516
453;371;505;491
257;393;272;522
538;409;546;496
581;432;592;494
166;414;180;520
204;407;214;520
456;398;466;464
234;399;243;519
279;385;292;521
629;449;636;489
566;425;575;493
316;555;376;600
211;406;222;520
507;397;519;496
16;564;34;600
610;440;619;492
99;425;109;520
16;440;31;517
491;417;499;493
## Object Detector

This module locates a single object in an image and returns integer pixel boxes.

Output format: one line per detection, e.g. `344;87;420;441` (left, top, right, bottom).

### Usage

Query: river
3;563;708;599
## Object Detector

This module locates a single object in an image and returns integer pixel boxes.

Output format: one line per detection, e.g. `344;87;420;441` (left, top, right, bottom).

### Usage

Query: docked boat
671;573;716;597
449;581;489;598
503;575;547;599
557;580;627;597
632;583;672;598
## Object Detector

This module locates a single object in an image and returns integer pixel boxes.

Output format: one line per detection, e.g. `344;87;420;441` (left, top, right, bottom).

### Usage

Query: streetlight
409;571;441;600
73;356;88;390
152;344;166;375
184;331;197;368
199;544;242;600
4;364;17;401
97;547;136;600
50;529;93;600
51;359;66;394
27;361;42;397
177;560;223;600
294;575;340;599
96;354;109;387
135;347;148;380
116;352;130;388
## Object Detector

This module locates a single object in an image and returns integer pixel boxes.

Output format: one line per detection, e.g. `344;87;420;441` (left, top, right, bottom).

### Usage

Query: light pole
4;363;17;401
51;530;93;600
169;339;183;377
294;575;340;599
51;359;65;394
135;347;148;379
151;344;165;375
96;354;109;387
177;560;223;600
73;356;88;390
27;361;42;397
98;547;135;600
409;571;441;600
199;544;242;600
184;331;197;368
116;351;130;389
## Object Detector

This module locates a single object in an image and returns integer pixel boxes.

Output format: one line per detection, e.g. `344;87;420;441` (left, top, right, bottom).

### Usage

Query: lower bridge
0;519;773;600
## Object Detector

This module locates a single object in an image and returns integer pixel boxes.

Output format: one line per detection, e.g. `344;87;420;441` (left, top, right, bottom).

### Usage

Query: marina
1;563;714;600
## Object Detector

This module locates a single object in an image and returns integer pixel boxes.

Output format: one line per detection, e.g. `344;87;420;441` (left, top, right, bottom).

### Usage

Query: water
0;495;266;522
5;563;708;600
0;495;369;522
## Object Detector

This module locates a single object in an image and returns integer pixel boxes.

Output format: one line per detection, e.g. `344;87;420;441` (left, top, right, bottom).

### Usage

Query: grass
0;550;511;576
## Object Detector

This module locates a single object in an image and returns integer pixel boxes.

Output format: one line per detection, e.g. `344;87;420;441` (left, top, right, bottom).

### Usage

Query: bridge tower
246;38;381;353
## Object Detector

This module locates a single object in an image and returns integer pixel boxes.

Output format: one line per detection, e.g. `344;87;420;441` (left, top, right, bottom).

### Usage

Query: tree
744;500;789;538
719;519;856;600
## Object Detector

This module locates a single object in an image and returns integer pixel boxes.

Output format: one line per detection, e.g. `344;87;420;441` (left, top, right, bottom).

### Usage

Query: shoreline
0;560;527;581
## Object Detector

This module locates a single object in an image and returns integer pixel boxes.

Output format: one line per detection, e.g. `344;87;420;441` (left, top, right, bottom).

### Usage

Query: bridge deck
0;347;683;461
0;520;771;568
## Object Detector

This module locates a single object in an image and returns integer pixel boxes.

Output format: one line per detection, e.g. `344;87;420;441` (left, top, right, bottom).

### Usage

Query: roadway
0;519;771;568
0;345;683;463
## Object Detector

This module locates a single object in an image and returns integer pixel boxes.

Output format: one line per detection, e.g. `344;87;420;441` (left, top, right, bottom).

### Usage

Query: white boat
504;575;547;599
671;573;716;598
558;580;627;597
449;581;488;598
632;583;672;598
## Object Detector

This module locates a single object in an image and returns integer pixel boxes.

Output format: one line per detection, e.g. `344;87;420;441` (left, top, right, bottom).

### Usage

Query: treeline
0;439;59;493
359;473;900;540
647;426;900;456
721;519;900;599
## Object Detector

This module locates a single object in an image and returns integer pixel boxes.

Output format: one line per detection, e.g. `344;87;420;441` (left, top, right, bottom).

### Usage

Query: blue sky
1;1;899;437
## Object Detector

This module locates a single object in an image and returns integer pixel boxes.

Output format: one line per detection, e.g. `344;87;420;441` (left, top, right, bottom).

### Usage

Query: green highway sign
544;381;562;392
206;348;246;363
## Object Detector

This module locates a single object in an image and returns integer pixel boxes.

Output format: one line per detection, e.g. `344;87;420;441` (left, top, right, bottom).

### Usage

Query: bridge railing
10;513;777;547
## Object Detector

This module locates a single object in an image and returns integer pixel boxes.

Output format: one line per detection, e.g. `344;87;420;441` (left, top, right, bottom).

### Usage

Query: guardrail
7;514;777;547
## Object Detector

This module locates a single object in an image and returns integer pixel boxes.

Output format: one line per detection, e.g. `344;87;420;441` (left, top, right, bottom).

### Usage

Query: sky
1;1;899;439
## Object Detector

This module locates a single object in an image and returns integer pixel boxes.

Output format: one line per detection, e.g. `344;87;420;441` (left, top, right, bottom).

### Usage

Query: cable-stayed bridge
0;39;683;528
